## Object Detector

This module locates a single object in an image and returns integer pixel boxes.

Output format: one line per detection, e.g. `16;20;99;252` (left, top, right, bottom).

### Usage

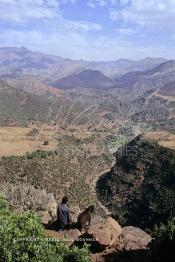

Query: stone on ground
88;217;122;246
116;226;152;251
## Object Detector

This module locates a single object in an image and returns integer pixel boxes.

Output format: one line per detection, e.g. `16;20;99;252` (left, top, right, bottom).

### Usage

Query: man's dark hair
62;196;68;204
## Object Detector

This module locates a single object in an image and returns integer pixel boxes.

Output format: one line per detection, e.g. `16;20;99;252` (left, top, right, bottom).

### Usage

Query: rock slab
88;217;122;246
116;226;152;251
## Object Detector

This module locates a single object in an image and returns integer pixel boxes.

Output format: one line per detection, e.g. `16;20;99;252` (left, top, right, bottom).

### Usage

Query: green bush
26;150;55;160
0;198;91;262
43;140;49;146
153;218;175;240
151;218;175;261
0;196;9;212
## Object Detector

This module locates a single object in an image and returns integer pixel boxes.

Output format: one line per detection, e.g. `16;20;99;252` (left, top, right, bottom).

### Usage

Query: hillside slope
6;77;62;97
0;133;113;216
97;131;175;230
158;81;175;97
51;69;116;90
0;80;53;126
118;60;175;95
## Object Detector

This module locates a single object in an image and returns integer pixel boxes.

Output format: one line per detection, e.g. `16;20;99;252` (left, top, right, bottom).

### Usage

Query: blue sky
0;0;175;60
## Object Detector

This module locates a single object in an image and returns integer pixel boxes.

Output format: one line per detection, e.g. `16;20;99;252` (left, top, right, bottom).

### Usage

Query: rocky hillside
0;80;54;126
117;60;175;96
97;131;175;230
6;77;62;97
159;81;175;97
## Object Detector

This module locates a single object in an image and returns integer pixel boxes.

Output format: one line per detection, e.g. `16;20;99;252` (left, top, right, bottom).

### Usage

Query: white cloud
109;9;121;20
0;0;101;32
116;28;137;36
109;0;175;29
1;27;171;61
87;0;108;8
87;0;124;7
0;0;174;60
63;20;102;31
0;0;60;21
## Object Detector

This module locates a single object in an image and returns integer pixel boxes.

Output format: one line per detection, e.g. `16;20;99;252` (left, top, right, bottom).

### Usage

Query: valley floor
0;127;58;157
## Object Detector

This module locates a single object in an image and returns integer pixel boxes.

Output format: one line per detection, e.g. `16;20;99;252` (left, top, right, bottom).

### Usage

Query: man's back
58;203;72;229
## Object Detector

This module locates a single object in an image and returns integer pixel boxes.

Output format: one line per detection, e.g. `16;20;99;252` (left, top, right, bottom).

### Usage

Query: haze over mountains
0;46;175;97
0;46;175;131
0;46;167;81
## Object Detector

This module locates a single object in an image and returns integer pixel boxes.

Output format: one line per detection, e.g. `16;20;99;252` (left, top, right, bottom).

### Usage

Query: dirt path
91;160;115;216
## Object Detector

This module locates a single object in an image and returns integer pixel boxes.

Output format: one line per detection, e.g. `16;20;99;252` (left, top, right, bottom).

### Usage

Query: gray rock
116;226;152;251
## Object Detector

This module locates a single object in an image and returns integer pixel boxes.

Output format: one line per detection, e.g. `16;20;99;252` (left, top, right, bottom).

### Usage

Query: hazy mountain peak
0;46;170;81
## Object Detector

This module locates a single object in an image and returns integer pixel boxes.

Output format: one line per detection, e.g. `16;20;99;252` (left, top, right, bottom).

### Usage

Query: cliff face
96;132;175;230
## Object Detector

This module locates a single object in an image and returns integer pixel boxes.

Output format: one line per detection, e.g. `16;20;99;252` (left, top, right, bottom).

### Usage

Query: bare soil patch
0;127;58;157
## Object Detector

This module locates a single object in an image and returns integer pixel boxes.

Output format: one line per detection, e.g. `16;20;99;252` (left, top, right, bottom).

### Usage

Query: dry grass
0;127;58;157
143;131;175;150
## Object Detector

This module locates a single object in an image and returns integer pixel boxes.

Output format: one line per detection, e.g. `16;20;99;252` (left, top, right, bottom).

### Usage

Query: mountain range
0;46;175;132
116;60;175;96
0;46;166;81
1;47;175;96
51;59;175;95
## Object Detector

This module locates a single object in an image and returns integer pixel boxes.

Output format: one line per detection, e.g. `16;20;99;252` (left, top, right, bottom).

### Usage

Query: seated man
57;196;72;230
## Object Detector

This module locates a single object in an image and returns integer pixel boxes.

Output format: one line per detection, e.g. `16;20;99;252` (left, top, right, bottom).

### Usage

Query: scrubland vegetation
0;134;113;216
97;136;175;231
0;197;90;262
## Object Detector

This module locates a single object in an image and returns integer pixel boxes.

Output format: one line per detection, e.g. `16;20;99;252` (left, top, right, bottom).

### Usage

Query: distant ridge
0;47;167;81
116;59;175;95
6;77;62;97
51;69;116;90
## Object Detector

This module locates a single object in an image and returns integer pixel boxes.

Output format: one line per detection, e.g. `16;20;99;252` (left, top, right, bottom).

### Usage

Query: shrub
0;196;9;212
43;140;49;146
151;219;175;261
27;128;39;137
0;182;51;211
153;218;175;240
26;150;55;160
0;198;91;262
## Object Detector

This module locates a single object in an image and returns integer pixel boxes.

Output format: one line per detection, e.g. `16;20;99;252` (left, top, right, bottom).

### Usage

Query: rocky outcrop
116;226;152;251
39;193;57;224
46;216;122;247
88;217;122;247
71;205;81;223
90;215;103;226
45;211;152;262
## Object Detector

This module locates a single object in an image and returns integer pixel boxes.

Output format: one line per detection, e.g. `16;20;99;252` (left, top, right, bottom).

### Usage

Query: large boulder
90;215;103;226
88;217;122;247
71;205;81;223
46;193;58;217
116;226;152;251
39;211;52;224
39;193;58;224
